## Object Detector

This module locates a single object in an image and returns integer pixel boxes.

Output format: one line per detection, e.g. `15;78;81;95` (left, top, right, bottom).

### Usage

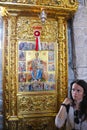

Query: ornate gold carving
8;116;19;130
8;16;17;116
21;117;56;130
17;94;57;114
0;6;8;16
2;0;78;129
57;17;68;103
3;18;9;119
0;0;78;16
17;17;58;42
0;0;78;8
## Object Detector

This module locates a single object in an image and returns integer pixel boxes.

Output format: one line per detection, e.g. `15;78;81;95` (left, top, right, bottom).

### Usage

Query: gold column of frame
3;17;9;129
57;17;68;104
3;15;19;129
8;15;19;129
0;1;78;130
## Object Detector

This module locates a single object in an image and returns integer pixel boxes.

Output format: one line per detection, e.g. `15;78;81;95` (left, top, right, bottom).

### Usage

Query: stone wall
72;2;87;81
67;0;87;94
68;19;75;95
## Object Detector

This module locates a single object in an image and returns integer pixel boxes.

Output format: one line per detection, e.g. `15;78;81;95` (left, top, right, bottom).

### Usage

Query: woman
55;79;87;130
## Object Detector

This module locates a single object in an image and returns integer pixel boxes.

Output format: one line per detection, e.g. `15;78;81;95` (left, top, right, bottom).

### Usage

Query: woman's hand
62;98;72;105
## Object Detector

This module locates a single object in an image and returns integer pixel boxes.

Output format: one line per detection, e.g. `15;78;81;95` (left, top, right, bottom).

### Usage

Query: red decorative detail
33;26;42;30
35;37;39;51
34;30;41;51
34;31;40;37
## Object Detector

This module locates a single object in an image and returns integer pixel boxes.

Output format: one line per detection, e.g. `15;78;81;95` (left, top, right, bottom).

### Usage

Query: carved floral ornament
0;0;78;5
0;6;8;16
0;0;78;20
0;0;78;10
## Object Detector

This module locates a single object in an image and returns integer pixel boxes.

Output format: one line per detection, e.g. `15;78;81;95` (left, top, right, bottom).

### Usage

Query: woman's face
71;83;84;103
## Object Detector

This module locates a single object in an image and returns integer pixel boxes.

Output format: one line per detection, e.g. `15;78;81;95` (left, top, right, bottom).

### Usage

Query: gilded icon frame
1;1;78;129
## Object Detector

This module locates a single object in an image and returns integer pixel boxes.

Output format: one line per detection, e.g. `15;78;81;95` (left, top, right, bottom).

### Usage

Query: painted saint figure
31;52;43;81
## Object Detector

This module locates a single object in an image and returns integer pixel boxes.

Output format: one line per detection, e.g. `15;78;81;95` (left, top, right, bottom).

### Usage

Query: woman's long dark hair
70;79;87;120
